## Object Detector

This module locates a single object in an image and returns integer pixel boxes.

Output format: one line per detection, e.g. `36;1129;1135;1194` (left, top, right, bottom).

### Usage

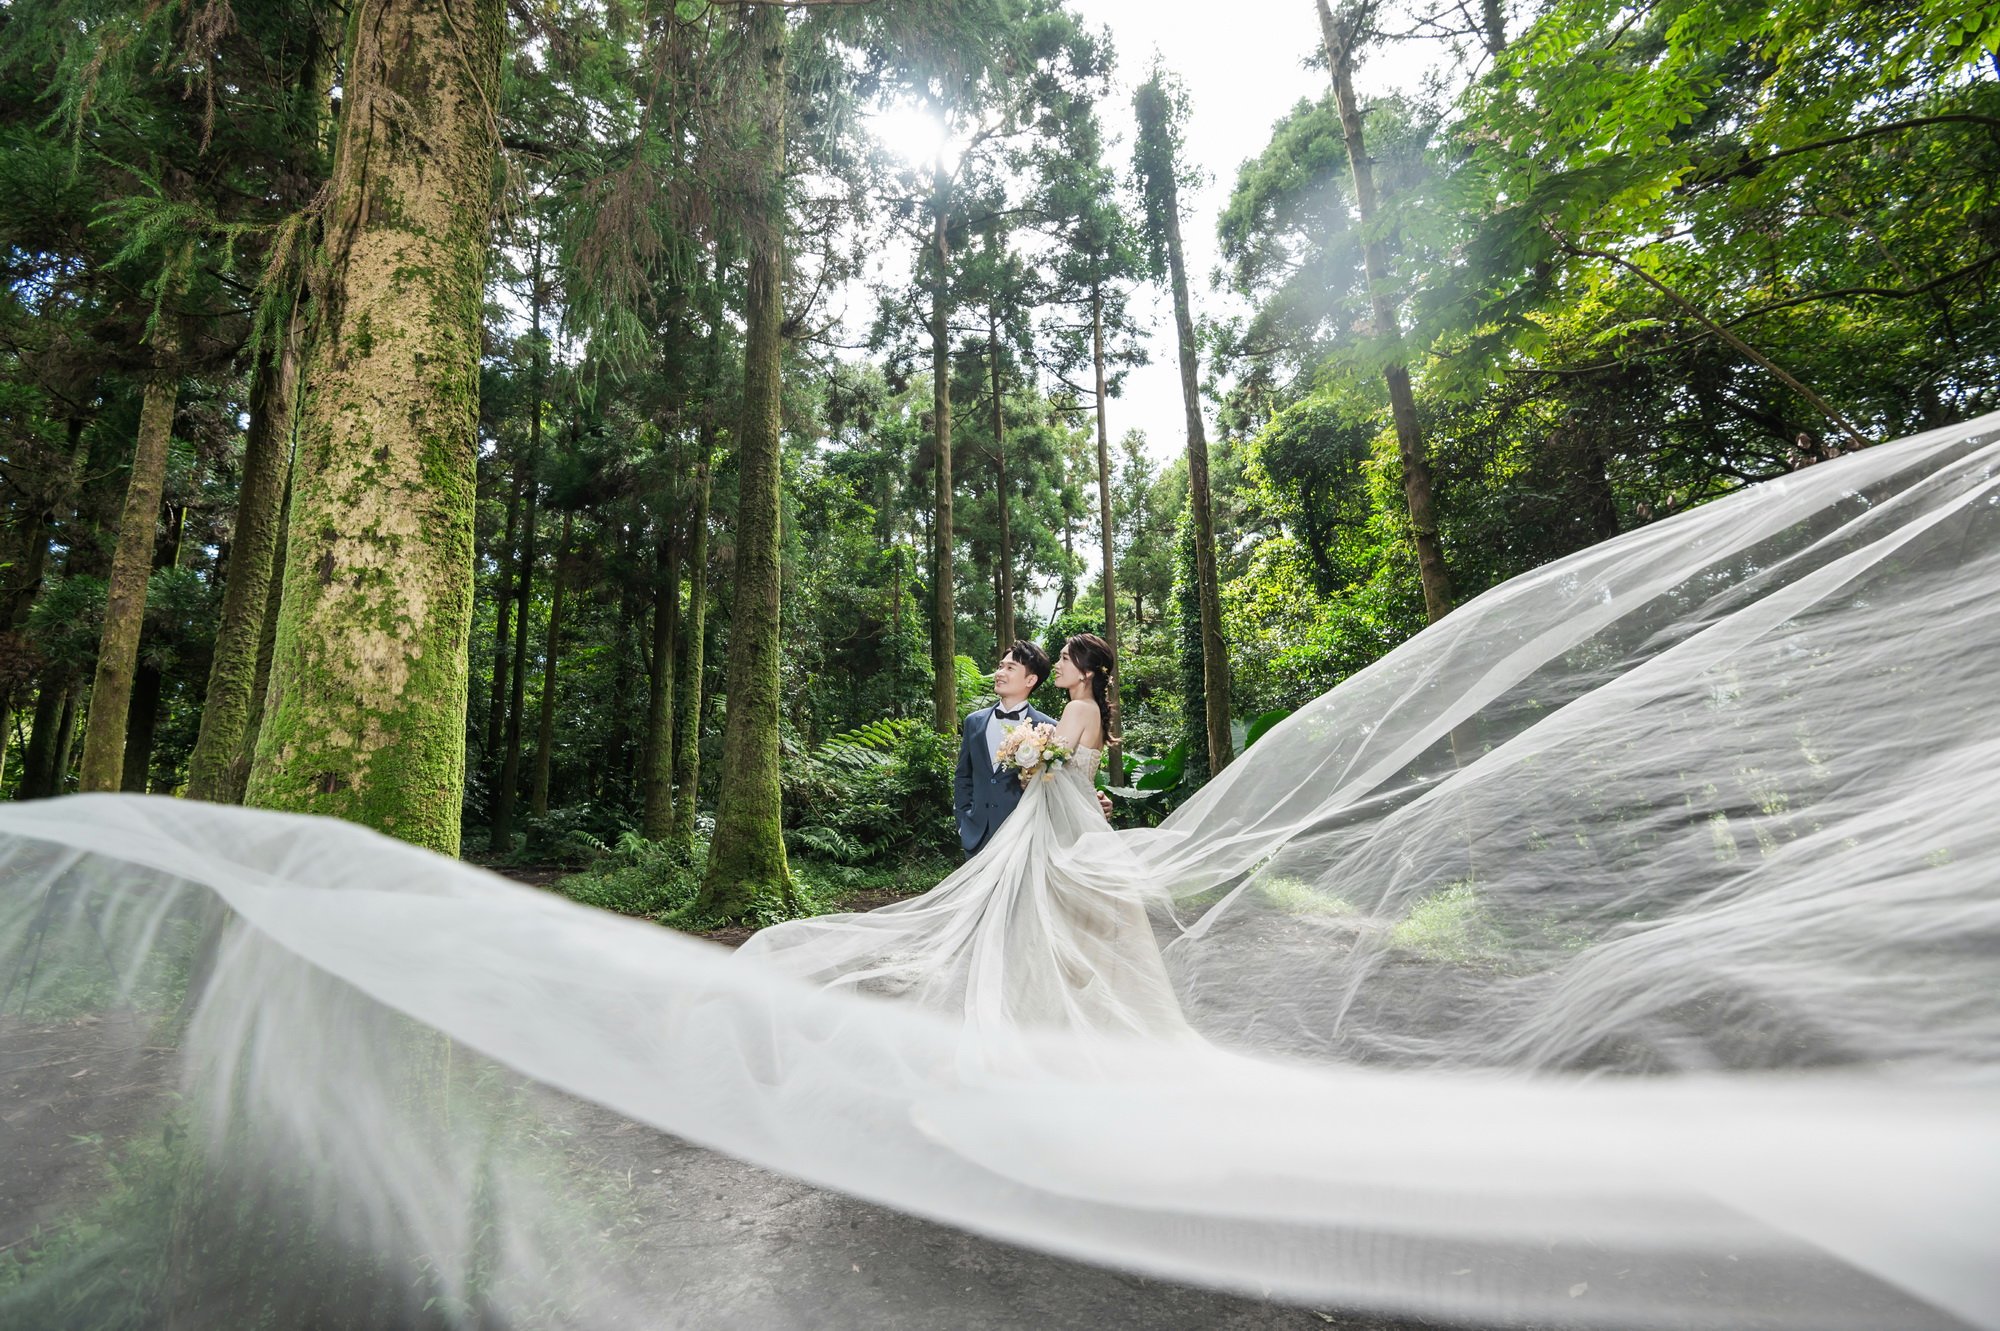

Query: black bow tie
994;707;1028;721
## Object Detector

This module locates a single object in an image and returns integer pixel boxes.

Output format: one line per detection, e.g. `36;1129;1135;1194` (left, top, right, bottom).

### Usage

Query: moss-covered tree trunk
1091;282;1124;785
697;2;794;920
529;510;569;820
78;369;178;793
244;0;503;854
228;480;292;801
673;253;725;844
641;521;680;840
928;199;957;731
1318;0;1454;625
186;327;300;801
672;448;712;846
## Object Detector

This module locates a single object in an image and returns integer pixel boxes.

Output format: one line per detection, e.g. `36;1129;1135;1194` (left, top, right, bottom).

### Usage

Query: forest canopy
2;0;1994;924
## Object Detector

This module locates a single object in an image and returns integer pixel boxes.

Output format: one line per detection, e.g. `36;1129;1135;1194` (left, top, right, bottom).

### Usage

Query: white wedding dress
738;746;1199;1062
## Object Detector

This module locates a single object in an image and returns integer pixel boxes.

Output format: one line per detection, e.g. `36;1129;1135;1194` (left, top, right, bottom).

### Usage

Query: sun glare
871;102;951;168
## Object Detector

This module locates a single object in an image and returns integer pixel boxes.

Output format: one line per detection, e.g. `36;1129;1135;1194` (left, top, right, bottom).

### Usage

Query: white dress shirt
985;703;1034;770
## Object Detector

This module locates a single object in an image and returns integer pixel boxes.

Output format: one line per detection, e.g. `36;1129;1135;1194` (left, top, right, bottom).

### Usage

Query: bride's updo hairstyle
1063;633;1118;749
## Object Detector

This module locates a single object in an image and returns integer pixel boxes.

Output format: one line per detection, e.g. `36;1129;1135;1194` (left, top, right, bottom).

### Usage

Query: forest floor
1;1010;1438;1331
469;862;1445;1330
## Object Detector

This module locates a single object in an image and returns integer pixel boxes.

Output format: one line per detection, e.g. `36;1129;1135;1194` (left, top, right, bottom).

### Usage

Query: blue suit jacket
953;703;1055;857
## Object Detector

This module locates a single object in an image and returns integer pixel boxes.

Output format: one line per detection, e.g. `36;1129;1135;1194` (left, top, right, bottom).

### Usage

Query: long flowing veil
3;412;1997;1330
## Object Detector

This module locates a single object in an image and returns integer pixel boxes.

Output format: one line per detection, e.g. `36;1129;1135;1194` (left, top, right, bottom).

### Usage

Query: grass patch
1252;874;1355;918
1389;880;1500;963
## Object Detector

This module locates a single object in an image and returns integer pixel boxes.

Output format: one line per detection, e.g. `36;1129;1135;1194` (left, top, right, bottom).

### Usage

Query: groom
954;640;1110;858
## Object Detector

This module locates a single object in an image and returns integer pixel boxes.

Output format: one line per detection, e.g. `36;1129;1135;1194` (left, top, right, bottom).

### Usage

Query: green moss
1390;880;1499;963
1253;874;1354;918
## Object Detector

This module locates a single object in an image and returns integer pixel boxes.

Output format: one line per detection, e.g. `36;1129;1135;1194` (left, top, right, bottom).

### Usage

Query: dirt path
0;1013;1427;1330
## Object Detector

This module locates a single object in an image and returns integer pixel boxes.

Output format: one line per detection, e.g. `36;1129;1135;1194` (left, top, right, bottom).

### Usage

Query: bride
738;633;1197;1052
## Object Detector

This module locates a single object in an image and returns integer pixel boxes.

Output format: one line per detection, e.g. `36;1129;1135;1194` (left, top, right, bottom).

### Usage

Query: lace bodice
1064;745;1103;786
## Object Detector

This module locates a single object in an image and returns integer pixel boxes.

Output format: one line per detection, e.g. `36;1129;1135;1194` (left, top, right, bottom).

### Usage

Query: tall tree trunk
1154;139;1234;775
187;319;301;801
16;681;68;799
671;451;712;845
485;464;522;767
1091;283;1124;785
530;511;570;819
245;0;504;854
1317;0;1455;625
641;523;680;839
51;685;80;794
234;482;291;801
928;201;957;730
988;251;1015;650
492;239;546;852
698;2;794;920
78;368;178;792
121;665;162;792
0;419;68;789
604;522;639;805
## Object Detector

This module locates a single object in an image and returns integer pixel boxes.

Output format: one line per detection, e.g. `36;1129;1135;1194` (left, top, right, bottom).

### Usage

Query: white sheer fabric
3;412;1999;1329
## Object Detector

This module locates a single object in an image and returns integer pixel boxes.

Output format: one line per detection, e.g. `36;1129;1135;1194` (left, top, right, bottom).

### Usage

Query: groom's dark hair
1002;640;1051;691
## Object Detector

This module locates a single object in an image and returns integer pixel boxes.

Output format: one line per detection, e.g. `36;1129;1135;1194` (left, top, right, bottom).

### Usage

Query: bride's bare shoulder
1059;699;1103;745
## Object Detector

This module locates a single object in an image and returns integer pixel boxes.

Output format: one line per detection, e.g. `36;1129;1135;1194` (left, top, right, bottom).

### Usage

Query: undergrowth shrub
551;833;706;920
782;719;957;863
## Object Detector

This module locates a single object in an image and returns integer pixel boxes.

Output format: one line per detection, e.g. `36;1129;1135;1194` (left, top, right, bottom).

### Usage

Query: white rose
1017;744;1042;769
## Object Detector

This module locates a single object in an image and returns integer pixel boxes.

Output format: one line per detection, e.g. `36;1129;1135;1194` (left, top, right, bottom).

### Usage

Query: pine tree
698;2;796;920
1135;66;1234;776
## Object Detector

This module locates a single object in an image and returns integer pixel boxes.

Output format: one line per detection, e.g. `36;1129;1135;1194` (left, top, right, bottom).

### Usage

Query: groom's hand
1097;791;1113;819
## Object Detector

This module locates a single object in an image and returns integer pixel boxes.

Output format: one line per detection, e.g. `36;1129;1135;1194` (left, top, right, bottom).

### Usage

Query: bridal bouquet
994;722;1072;786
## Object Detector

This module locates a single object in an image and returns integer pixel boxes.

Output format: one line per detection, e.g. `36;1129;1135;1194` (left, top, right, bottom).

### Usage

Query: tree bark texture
672;421;717;843
245;0;504;854
121;664;163;792
16;681;68;799
234;483;291;802
1155;142;1234;775
642;523;680;839
187;323;300;801
988;256;1015;650
928;201;958;731
530;510;569;819
78;370;178;792
1091;284;1124;785
1318;0;1455;625
485;466;522;767
698;2;795;919
493;241;546;850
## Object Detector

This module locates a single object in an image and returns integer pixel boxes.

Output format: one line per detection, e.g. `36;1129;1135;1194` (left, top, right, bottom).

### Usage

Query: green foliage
553;833;707;920
782;721;959;863
23;574;106;679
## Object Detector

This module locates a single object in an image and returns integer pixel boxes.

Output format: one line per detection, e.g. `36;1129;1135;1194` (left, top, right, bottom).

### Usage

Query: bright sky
846;2;1456;618
1066;0;1444;464
849;2;1447;465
